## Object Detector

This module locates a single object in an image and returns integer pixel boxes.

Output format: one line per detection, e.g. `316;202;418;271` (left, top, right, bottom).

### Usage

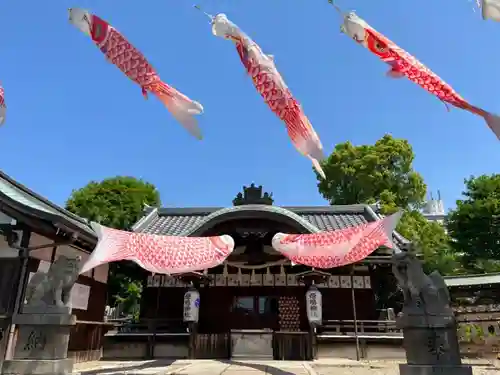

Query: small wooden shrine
115;184;407;360
0;171;110;366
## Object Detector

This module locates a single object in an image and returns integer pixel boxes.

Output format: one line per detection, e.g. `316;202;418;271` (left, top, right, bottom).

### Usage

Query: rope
193;4;214;20
327;0;345;16
224;259;291;270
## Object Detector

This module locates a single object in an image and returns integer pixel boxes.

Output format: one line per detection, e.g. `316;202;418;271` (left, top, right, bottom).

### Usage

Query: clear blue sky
0;0;498;211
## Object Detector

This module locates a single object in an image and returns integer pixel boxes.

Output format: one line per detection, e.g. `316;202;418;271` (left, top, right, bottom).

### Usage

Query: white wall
28;233;54;261
0;236;17;258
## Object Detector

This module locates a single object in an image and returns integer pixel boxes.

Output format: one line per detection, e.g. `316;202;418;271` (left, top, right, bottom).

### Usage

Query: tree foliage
66;176;160;230
316;135;459;275
447;174;500;272
396;210;462;275
317;135;427;210
66;176;161;309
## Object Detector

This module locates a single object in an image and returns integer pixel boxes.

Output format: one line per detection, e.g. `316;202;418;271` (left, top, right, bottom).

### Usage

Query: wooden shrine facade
111;184;408;361
0;171;110;367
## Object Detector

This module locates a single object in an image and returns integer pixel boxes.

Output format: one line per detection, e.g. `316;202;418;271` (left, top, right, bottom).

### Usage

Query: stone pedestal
392;252;473;375
230;329;273;359
397;302;472;375
399;364;474;375
1;311;76;375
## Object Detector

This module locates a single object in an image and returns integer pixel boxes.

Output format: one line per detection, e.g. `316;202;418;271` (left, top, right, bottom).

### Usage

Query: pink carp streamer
481;0;500;20
68;8;204;139
0;85;6;125
272;212;402;269
80;223;235;275
340;11;500;140
210;13;327;178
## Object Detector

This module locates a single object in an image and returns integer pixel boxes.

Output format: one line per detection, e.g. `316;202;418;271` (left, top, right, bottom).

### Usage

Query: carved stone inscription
426;329;447;360
14;325;71;360
23;329;46;352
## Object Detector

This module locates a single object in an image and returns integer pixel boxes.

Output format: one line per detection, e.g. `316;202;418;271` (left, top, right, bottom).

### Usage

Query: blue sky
0;0;498;211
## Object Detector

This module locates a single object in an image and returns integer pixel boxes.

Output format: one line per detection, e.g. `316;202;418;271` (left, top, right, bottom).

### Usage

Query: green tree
66;176;160;230
317;134;427;211
316;135;460;275
447;174;500;272
66;176;160;309
396;210;462;275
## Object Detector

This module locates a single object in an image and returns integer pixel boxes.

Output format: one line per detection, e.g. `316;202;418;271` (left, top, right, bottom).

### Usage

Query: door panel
231;296;279;330
0;258;21;315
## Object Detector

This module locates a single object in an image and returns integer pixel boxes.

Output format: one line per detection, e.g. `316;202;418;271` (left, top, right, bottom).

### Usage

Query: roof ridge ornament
233;183;274;206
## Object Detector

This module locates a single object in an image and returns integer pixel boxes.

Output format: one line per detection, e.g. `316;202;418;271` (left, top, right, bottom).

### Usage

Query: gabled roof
0;171;96;245
444;273;500;287
132;203;409;248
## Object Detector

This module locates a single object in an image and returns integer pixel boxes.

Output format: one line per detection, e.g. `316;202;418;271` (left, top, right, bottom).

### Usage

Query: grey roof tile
144;215;207;236
135;205;373;236
299;213;368;231
0;171;96;241
133;204;408;252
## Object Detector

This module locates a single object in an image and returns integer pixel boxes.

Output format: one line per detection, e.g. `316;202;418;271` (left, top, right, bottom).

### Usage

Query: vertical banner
306;285;322;325
183;289;200;322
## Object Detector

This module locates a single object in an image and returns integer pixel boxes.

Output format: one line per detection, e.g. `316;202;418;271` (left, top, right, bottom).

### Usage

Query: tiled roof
0;171;96;242
444;273;500;287
132;203;406;245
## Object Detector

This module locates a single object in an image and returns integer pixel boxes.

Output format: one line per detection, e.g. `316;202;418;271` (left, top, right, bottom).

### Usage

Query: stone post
392;252;472;375
2;255;81;375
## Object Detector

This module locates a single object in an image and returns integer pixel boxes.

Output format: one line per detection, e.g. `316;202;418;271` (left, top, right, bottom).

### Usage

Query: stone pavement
73;359;500;375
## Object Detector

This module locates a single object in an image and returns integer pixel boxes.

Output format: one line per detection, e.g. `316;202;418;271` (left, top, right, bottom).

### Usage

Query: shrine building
0;171;110;368
109;184;409;361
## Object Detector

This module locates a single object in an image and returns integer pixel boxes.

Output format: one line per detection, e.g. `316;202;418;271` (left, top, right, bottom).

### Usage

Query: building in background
422;190;446;224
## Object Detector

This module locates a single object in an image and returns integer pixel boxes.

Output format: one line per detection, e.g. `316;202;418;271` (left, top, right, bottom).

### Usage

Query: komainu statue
392;248;471;373
25;255;81;309
392;251;451;315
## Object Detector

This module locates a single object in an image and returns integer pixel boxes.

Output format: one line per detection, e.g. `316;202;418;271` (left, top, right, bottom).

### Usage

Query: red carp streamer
272;212;402;269
341;11;500;140
210;13;327;178
80;223;235;275
481;0;500;20
68;8;204;139
0;85;6;125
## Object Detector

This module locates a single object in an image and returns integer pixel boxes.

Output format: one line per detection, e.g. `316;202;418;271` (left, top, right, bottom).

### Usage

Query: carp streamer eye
375;41;387;52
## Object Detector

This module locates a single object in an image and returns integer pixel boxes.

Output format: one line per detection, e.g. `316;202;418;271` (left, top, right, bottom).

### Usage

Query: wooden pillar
350;266;360;361
4;229;31;360
146;285;161;359
308;325;317;360
188;322;198;359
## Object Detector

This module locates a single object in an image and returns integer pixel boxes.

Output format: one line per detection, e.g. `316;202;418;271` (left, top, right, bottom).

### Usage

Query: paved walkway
73;359;500;375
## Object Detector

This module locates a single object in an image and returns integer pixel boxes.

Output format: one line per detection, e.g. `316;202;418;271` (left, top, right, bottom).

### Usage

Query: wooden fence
68;321;114;363
192;333;230;359
273;331;314;360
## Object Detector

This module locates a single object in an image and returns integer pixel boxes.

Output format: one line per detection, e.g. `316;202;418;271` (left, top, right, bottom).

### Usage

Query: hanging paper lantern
306;285;322;325
183;288;200;323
